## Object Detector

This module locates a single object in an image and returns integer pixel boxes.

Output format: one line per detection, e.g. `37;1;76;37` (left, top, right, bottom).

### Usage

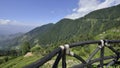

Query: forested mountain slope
0;4;120;49
35;4;120;45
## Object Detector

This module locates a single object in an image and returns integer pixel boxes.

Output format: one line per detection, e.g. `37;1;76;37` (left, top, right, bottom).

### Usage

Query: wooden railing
24;40;120;68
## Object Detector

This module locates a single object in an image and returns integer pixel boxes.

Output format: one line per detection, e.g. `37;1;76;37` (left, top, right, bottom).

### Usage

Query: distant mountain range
0;24;35;35
0;33;24;41
0;4;120;50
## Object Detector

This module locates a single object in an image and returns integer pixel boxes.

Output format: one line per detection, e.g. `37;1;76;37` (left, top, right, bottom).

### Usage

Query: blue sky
0;0;120;34
0;0;120;26
0;0;78;26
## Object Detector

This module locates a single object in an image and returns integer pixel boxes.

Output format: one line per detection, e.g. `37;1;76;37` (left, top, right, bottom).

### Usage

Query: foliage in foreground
0;55;41;68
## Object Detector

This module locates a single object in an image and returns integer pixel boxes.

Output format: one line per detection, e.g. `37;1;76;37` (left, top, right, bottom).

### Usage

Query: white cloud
0;19;11;25
0;19;39;27
0;19;23;26
72;8;77;12
65;0;120;19
0;19;37;34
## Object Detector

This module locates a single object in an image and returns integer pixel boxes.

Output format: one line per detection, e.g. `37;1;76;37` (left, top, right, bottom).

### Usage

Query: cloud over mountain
0;19;11;25
65;0;120;19
0;19;36;35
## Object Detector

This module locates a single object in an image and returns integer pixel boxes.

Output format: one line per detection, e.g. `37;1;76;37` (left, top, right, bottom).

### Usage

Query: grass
0;55;41;68
0;45;119;68
41;56;80;68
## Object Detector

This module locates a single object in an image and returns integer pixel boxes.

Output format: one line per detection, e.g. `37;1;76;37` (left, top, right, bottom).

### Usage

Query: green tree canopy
21;41;30;55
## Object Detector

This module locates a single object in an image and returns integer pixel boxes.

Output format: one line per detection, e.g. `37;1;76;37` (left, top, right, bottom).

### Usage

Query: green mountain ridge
84;5;120;19
0;4;120;49
35;4;120;45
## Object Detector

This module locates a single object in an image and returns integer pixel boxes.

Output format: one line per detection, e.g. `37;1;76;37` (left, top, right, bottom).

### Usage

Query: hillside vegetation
22;4;120;46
